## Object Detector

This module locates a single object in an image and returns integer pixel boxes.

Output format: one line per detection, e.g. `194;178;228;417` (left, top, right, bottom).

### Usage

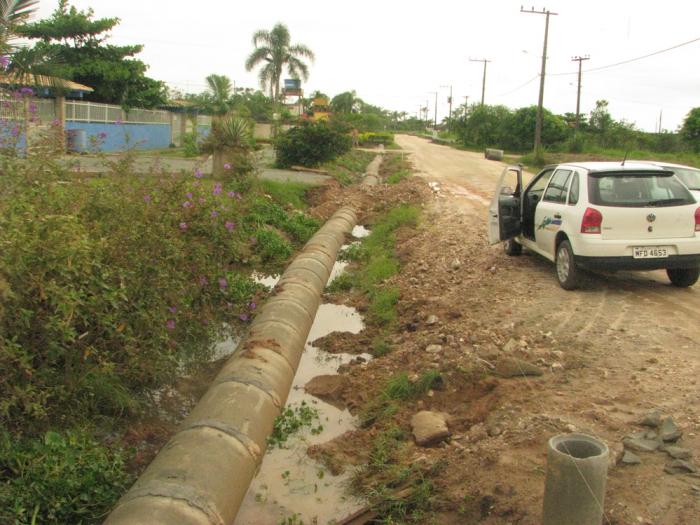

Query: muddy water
235;240;370;525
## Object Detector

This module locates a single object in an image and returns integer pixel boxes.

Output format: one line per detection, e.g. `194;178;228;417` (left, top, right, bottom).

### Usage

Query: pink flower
179;222;188;231
211;210;219;218
213;183;222;195
50;118;60;126
166;319;176;330
239;314;249;322
183;201;192;208
143;194;151;203
218;277;228;289
198;275;208;286
194;168;203;179
199;197;206;204
227;191;237;198
0;55;9;69
186;192;193;199
224;163;231;170
248;301;257;310
225;221;235;231
168;306;177;314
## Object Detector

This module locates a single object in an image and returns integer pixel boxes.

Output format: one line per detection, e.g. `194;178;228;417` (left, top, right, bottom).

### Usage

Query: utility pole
571;55;590;132
427;91;438;129
441;85;453;130
521;6;558;161
470;58;491;105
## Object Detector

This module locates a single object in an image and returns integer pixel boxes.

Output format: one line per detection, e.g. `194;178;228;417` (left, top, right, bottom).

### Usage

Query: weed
0;430;133;525
371;335;392;357
387;169;411;184
324;150;375;185
260;180;314;210
267;401;323;448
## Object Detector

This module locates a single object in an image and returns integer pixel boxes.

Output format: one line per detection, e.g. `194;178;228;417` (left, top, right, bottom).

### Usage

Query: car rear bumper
575;254;700;271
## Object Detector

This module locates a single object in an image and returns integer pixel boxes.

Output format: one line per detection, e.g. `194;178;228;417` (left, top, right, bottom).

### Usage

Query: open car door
488;165;523;245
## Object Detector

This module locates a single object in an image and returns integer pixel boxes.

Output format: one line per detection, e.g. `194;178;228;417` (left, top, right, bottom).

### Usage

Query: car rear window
587;172;695;207
670;167;700;191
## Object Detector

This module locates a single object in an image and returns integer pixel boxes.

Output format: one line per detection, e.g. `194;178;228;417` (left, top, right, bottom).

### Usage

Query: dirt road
397;136;700;524
342;135;700;523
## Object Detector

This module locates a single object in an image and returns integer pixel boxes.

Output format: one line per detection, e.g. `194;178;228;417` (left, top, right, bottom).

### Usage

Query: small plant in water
267;401;323;448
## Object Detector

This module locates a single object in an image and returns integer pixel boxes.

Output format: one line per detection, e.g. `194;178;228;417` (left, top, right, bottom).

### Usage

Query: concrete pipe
105;206;357;525
484;148;504;161
542;433;609;525
362;154;383;186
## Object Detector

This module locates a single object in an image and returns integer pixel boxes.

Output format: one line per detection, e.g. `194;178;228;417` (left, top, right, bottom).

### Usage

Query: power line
549;35;700;76
496;74;540;97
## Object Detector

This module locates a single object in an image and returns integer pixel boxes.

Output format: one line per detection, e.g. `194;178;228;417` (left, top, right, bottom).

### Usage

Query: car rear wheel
667;267;700;287
504;239;522;256
555;240;579;290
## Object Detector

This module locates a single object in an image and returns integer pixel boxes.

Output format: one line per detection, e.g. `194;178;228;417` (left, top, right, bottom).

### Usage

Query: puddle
234;301;369;524
252;271;281;289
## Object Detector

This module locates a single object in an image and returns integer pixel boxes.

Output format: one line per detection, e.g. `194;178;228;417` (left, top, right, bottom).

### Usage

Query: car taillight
581;207;603;234
695;207;700;232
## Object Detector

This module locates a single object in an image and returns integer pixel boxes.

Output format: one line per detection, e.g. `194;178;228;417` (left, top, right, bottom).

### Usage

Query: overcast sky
33;0;700;132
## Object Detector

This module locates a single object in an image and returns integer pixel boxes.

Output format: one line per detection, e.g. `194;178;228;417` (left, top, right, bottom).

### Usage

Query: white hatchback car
488;162;700;289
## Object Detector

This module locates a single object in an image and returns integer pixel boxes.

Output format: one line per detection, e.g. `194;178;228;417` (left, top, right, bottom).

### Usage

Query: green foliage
274;120;352;168
260;180;313;210
358;131;395;146
324;149;375;185
253;228;293;262
681;107;700;152
181;132;201;157
267;401;323;448
0;430;133;525
383;153;412;184
244;194;319;245
453;103;511;149
17;1;166;108
503;105;568;151
383;370;443;400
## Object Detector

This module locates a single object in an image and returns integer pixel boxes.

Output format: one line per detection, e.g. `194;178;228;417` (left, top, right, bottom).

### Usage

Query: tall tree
204;73;232;116
17;0;166;108
244;22;314;102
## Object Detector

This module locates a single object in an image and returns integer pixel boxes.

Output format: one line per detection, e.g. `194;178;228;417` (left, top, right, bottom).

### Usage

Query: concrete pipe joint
542;433;609;525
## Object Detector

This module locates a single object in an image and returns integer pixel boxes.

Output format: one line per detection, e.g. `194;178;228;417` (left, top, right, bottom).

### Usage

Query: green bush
358;131;395;146
274;120;352;168
0;430;133;525
181;132;201;157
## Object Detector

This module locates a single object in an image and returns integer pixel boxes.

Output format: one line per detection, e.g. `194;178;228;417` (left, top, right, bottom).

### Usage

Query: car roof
629;160;700;172
550;161;671;174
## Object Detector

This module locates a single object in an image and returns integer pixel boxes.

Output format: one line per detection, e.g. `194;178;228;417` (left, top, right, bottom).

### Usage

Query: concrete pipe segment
542;433;609;525
361;153;383;186
105;206;358;525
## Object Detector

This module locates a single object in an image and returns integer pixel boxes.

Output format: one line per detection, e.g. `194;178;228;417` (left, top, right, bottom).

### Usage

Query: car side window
543;170;572;203
568;172;579;205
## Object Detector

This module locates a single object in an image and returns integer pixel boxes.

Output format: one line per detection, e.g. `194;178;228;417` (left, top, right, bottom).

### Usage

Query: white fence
65;101;171;124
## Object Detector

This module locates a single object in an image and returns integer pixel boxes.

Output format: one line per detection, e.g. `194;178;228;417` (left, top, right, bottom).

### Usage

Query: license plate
633;246;669;259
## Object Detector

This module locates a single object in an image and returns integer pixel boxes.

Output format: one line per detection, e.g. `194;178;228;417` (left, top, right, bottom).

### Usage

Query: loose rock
620;451;642;465
451;258;462;270
623;437;661;453
304;375;349;405
663;446;693;460
660;417;683;442
426;315;439;326
426;344;443;354
664;459;698;475
640;409;662;428
494;358;544;378
411;411;451;446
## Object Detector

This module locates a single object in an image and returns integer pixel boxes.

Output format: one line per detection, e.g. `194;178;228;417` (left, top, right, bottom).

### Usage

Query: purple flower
198;275;208;286
10;126;19;137
194;168;203;179
186;192;193;199
183;201;192;208
211;210;219;218
225;221;235;231
168;306;177;314
166;319;176;330
224;163;231;170
115;118;123;125
179;222;188;231
239;314;249;322
218;277;228;289
248;302;257;310
227;191;237;198
28;103;37;114
19;87;33;96
143;194;151;203
199;197;206;204
0;55;9;69
213;183;222;196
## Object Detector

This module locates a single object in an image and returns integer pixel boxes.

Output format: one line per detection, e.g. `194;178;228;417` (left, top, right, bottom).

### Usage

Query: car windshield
669;167;700;191
588;172;695;207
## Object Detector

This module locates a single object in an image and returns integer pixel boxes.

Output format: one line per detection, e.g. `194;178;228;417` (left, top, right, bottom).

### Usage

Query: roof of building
0;73;93;93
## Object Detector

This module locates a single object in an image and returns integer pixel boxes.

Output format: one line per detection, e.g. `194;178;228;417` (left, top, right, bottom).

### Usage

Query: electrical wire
496;74;540;97
549;35;700;76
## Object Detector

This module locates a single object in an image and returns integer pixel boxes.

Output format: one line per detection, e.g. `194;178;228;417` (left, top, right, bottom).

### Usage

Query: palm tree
244;23;314;103
0;0;37;55
204;73;233;116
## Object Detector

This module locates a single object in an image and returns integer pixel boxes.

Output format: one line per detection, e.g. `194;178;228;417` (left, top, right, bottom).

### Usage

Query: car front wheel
667;267;700;287
555;240;579;290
